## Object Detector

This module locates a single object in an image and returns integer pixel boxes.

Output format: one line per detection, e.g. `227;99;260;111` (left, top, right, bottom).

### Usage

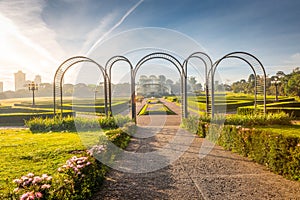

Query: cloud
279;53;300;71
288;53;300;65
81;11;118;54
86;0;144;55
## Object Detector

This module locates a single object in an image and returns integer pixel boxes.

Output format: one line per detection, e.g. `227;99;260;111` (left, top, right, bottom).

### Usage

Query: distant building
14;70;26;91
137;75;171;97
34;75;42;85
0;82;3;93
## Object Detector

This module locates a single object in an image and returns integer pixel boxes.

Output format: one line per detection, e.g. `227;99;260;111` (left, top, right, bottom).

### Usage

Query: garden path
93;99;300;200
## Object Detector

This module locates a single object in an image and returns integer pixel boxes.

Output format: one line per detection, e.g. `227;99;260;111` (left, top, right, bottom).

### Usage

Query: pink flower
20;191;34;200
41;184;51;189
13;179;22;184
33;176;42;184
23;180;31;186
41;174;52;181
13;188;19;193
20;192;29;200
27;173;34;178
297;143;300;147
77;165;84;169
46;176;52;181
35;192;43;198
86;162;91;166
41;174;48;179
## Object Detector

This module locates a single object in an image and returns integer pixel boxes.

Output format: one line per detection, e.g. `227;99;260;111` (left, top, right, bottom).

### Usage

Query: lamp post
271;77;280;102
28;81;38;107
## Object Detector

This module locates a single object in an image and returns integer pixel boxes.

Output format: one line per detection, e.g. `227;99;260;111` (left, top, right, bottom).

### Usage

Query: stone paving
93;99;300;200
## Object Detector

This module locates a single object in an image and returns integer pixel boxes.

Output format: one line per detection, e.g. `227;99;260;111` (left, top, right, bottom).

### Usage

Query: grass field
0;128;102;194
256;124;300;137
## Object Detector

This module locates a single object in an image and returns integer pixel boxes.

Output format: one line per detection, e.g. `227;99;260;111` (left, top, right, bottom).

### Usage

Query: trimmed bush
238;106;300;117
0;111;74;126
181;115;208;138
218;126;300;181
138;103;176;115
25;115;131;133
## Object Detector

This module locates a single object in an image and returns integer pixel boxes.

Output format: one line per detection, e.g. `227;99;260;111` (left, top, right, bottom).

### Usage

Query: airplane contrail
86;0;144;55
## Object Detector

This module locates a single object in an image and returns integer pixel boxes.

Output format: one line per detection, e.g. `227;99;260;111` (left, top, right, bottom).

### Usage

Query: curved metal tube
183;52;213;115
211;52;267;116
53;56;108;116
105;56;135;122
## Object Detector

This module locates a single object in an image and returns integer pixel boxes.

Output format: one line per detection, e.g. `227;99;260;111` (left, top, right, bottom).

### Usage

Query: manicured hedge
25;115;131;133
182;114;300;181
138;103;176;115
0;111;74;126
217;126;300;181
266;101;300;108
0;107;49;114
238;106;300;117
62;101;129;114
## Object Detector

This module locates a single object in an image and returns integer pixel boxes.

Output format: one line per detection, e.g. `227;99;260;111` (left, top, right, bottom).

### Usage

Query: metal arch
133;52;188;118
104;56;136;122
133;52;183;78
53;56;109;116
53;56;91;115
183;52;213;115
222;52;267;114
211;52;267;116
225;56;258;108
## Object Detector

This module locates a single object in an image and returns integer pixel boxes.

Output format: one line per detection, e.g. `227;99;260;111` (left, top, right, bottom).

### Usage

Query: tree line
230;67;300;97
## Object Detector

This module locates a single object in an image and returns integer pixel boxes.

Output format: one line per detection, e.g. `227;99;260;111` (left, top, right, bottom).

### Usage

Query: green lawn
257;124;300;137
0;129;103;194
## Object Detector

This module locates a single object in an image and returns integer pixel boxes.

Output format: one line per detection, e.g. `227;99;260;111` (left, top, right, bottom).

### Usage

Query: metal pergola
53;51;267;122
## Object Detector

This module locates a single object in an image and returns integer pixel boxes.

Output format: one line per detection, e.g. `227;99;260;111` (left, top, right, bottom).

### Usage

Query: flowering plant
54;148;106;199
87;145;106;157
13;173;52;200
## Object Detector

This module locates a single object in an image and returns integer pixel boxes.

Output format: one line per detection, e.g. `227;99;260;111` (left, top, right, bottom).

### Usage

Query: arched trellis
211;52;267;117
133;52;187;118
105;56;136;122
53;51;267;122
183;52;213;115
53;56;109;116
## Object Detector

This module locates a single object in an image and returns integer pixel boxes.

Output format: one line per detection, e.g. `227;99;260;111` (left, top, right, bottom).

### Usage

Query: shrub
217;126;300;181
104;128;131;149
26;115;131;133
54;154;106;200
0;111;74;126
238;106;300;117
181;115;209;138
223;112;292;126
12;173;53;200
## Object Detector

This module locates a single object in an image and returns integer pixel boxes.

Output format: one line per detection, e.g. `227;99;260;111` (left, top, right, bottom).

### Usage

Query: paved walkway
93;99;300;200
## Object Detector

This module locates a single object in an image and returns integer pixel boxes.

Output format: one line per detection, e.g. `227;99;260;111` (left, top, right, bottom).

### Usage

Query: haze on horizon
1;0;300;91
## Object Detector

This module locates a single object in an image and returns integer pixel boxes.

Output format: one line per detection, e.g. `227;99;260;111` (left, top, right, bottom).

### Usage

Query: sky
1;0;300;91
